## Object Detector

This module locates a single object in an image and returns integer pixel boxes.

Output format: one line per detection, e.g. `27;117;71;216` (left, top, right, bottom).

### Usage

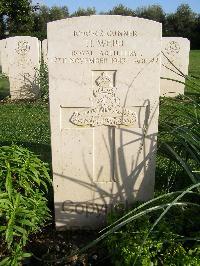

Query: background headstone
42;39;48;64
0;40;3;71
1;39;9;76
48;15;162;230
2;36;41;99
161;37;190;97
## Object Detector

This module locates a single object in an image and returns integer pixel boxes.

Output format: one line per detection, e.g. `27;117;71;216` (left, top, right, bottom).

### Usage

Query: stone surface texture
48;15;162;230
0;40;2;70
42;39;48;64
161;37;190;97
2;36;40;99
1;39;9;75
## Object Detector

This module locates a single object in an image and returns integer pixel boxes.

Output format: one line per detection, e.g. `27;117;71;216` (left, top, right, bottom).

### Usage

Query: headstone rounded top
161;37;190;97
5;36;39;42
48;15;162;27
163;37;190;44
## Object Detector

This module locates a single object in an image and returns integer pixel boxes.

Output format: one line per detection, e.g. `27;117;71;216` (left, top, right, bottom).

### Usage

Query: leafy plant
0;74;8;80
105;200;200;266
35;57;49;102
95;69;200;266
0;145;51;265
51;183;197;266
157;59;200;192
62;64;200;266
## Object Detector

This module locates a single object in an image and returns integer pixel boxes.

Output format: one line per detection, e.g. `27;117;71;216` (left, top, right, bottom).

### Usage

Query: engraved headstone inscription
161;37;190;97
2;36;40;99
48;16;162;229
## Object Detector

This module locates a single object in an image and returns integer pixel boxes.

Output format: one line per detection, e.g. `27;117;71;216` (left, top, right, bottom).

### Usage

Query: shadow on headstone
13;72;40;100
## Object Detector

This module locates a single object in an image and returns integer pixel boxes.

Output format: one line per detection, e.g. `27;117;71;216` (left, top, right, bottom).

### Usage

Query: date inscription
51;28;159;65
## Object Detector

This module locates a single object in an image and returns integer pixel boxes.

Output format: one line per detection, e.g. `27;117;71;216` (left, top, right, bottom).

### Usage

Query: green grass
0;102;51;163
0;50;199;266
189;50;200;77
156;96;199;192
0;50;199;166
156;50;200;192
0;76;10;100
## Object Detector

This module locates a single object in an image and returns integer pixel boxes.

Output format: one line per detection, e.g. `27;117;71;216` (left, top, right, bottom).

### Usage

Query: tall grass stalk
72;57;200;263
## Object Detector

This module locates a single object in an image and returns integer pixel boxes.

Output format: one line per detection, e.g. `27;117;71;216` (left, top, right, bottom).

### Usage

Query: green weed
0;145;51;265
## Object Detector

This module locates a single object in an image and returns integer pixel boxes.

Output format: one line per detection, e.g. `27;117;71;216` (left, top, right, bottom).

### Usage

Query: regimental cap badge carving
15;41;30;55
94;72;115;96
96;72;111;88
165;41;180;56
70;71;137;127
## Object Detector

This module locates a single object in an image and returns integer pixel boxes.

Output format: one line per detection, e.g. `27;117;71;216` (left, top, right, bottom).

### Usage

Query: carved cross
67;71;139;182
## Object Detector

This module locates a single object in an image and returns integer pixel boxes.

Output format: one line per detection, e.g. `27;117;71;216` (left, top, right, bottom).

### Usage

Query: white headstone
48;15;162;230
42;39;48;64
161;37;190;97
0;40;3;71
1;39;9;76
2;36;41;99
